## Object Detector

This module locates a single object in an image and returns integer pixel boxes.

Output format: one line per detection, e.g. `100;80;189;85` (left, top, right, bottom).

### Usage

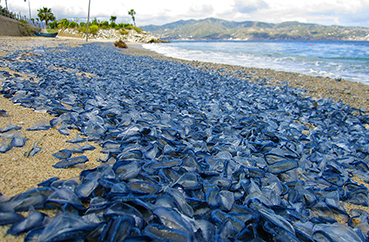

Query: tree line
37;7;140;35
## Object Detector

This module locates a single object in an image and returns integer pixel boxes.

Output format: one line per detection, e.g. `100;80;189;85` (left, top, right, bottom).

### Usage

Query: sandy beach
1;36;369;241
0;36;105;241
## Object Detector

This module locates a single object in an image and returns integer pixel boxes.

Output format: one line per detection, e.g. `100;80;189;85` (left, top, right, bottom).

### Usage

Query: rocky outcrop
58;28;167;43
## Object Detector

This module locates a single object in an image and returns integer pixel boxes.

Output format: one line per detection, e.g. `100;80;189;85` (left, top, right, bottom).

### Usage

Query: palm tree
37;7;55;27
110;16;117;23
128;9;136;26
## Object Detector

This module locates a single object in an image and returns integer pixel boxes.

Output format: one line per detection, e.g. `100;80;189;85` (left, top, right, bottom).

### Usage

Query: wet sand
0;36;369;241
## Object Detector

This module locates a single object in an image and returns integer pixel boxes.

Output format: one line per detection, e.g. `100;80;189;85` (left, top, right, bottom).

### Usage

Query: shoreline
1;36;369;241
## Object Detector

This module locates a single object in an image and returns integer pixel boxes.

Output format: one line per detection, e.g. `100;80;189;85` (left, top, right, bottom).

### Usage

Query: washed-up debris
0;131;26;153
114;39;128;48
53;155;89;168
0;118;21;133
27;119;51;131
0;42;369;241
66;133;86;144
24;134;45;157
0;110;8;117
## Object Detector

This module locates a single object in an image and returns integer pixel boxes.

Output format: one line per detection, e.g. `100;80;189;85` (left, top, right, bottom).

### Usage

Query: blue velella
0;41;369;241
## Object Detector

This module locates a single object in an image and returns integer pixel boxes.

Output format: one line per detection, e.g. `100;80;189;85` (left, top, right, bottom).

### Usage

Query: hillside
141;18;369;41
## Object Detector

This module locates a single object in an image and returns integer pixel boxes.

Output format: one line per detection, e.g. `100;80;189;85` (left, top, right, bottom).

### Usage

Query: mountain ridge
141;18;369;41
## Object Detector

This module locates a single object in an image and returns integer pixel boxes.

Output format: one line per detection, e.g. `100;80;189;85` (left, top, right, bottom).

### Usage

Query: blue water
142;41;369;84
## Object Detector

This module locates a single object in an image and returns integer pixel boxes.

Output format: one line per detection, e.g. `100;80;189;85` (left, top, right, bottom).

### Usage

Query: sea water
142;41;369;84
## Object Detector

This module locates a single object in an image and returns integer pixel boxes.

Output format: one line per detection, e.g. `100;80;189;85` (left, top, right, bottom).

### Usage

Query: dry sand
0;36;104;241
0;36;369;241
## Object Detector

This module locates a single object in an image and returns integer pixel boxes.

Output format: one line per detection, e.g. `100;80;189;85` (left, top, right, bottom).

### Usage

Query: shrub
91;18;99;26
110;22;116;28
89;24;99;35
132;26;142;33
59;18;70;29
78;26;87;33
0;6;15;19
124;23;132;29
120;30;129;35
122;24;141;32
49;20;59;29
69;21;77;28
101;21;109;29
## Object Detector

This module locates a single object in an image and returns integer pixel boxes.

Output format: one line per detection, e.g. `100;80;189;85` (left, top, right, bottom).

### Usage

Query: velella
52;149;72;160
0;130;26;153
7;206;45;236
1;41;369;241
0;118;21;133
0;212;24;226
26;119;51;131
53;156;89;168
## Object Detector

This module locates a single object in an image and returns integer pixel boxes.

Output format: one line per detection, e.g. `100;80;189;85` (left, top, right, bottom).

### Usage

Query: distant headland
141;18;369;41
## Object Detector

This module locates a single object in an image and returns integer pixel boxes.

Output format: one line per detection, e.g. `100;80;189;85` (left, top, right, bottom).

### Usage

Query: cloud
188;4;214;15
51;5;85;20
3;0;369;27
137;2;215;26
301;2;369;27
341;6;369;27
215;0;369;28
233;0;269;14
138;15;175;26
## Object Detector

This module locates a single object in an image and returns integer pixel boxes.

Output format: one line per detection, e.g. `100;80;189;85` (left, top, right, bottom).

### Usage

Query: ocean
142;41;369;85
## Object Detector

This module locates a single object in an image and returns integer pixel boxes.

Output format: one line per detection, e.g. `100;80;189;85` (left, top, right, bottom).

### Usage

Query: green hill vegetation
141;18;369;41
49;17;142;36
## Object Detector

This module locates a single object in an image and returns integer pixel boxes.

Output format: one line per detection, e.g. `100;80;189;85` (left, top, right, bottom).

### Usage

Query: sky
3;0;369;28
